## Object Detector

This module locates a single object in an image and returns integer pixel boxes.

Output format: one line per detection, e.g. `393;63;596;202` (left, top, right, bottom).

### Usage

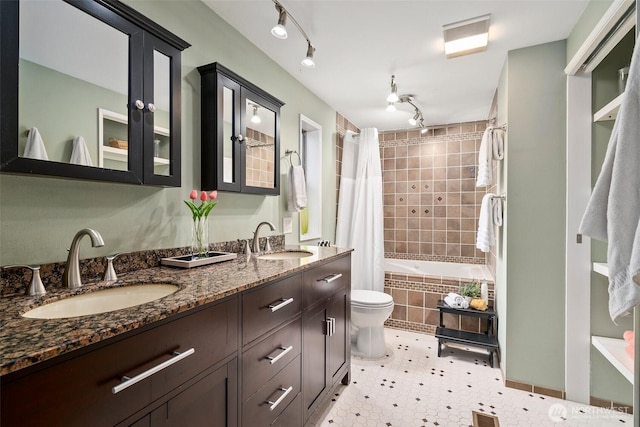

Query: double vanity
0;246;352;427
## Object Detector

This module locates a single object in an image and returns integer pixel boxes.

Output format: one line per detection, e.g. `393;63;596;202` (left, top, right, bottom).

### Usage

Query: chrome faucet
252;221;276;253
63;228;105;289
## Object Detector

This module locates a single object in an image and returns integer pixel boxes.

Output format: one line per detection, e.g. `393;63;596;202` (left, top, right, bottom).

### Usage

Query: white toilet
351;289;394;358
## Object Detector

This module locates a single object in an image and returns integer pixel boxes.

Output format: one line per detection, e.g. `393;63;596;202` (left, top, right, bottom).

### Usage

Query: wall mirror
198;62;284;195
0;0;189;185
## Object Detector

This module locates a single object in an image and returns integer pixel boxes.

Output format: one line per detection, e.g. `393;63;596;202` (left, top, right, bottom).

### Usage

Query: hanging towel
476;126;493;187
70;136;93;166
287;164;307;212
23;127;49;160
476;193;496;253
492;129;505;160
492;196;503;227
579;35;640;323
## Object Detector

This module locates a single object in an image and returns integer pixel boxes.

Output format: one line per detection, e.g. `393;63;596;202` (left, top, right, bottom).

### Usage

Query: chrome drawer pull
266;386;293;411
266;345;293;365
326;317;336;336
112;348;195;394
319;273;342;283
268;297;294;312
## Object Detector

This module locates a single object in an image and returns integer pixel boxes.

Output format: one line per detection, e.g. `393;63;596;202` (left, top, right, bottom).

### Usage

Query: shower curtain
335;128;384;292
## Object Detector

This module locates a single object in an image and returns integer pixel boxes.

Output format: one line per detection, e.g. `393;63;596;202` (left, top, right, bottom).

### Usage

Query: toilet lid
351;290;393;307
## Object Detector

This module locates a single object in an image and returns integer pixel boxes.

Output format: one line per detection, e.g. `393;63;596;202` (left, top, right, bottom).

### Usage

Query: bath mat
472;411;500;427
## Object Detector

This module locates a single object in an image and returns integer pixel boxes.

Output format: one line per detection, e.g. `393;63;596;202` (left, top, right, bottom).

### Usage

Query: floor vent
472;411;500;427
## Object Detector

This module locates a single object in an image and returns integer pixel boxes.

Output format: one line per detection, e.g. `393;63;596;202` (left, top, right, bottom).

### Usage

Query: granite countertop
0;245;351;376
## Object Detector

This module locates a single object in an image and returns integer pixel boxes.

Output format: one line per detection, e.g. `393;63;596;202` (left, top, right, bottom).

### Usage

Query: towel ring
285;149;302;166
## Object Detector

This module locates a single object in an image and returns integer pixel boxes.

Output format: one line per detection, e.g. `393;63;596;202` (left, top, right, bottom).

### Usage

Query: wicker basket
108;138;128;150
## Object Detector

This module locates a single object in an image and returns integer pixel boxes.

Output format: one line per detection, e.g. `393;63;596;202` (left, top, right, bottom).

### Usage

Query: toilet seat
352;290;393;307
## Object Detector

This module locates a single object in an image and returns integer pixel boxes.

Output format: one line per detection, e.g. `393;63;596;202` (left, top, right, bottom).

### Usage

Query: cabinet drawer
242;355;301;427
303;255;351;307
270;391;302;427
1;297;238;427
243;273;302;345
242;317;301;401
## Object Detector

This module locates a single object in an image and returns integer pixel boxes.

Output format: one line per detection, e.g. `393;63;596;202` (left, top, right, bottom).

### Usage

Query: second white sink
22;284;179;319
257;250;314;260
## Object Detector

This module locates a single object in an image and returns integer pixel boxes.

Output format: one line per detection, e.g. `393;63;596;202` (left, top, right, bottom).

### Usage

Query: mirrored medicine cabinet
198;62;284;195
0;0;190;186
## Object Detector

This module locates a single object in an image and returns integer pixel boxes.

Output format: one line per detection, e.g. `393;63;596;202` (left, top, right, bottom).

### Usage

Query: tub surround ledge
0;244;351;376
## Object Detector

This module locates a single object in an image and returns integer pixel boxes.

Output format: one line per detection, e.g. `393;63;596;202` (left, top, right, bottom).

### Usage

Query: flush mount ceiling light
443;14;491;58
250;104;261;124
271;0;317;68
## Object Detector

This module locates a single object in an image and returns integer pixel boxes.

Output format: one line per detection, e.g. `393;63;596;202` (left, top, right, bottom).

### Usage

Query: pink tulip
209;191;218;200
200;191;207;202
189;190;197;200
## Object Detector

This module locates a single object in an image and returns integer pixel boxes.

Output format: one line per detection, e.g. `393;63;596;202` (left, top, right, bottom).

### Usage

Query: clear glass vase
192;216;209;259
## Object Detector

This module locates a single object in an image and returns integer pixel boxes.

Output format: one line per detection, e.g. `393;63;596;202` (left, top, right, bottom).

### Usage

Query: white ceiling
204;0;590;131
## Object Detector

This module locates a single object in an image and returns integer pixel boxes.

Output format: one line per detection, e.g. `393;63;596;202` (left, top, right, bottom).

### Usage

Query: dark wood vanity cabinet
198;62;284;195
301;256;351;424
0;0;189;186
0;297;239;427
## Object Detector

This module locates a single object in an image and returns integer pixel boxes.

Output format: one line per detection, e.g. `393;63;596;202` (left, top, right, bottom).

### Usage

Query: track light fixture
386;78;426;130
270;0;317;68
387;75;399;103
271;4;288;39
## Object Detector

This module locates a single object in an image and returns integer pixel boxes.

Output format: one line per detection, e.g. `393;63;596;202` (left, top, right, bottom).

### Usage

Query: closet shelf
102;146;169;166
592;336;633;384
593;93;624;122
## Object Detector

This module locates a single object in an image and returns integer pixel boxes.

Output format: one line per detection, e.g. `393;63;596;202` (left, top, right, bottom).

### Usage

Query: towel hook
285;149;302;167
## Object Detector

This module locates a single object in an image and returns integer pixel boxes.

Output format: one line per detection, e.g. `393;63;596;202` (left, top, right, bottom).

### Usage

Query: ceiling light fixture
250;104;261;124
387;75;399;103
386;102;396;112
271;3;288;39
386;86;426;130
271;0;317;68
443;14;491;58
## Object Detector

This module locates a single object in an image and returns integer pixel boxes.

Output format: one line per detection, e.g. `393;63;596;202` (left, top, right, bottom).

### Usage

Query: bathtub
383;258;493;282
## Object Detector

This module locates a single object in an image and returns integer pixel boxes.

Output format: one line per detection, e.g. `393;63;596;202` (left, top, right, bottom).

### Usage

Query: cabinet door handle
266;345;293;365
147;103;156;113
111;348;195;394
266;386;293;411
134;99;145;110
319;273;342;283
268;297;294;312
326;318;336;336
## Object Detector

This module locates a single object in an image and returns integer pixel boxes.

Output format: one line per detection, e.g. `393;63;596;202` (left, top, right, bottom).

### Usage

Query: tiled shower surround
336;114;498;335
245;128;274;188
379;122;489;265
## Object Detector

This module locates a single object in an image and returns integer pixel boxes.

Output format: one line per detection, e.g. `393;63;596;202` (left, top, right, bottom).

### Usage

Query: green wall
0;0;337;266
566;0;614;65
499;40;568;390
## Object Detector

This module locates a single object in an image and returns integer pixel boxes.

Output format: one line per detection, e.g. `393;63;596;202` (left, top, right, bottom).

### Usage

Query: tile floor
309;328;632;426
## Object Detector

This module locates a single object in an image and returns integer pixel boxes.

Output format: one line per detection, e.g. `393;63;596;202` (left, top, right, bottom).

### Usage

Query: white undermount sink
257;250;314;260
22;284;179;319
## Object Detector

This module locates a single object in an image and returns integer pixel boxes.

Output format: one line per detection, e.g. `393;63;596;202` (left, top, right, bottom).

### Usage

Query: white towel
476;193;496;253
579;36;640;322
492;197;503;227
70;136;93;166
444;292;469;309
23;127;49;160
476;126;493;187
287;164;307;212
492;129;505;160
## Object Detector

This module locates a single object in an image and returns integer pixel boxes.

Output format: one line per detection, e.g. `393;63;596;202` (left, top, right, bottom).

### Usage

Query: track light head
271;4;288;39
386;102;396;112
250;105;261;124
387;75;399;103
301;42;315;68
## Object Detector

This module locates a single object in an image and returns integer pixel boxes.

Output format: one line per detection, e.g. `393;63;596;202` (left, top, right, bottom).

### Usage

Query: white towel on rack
579;35;640;323
23;127;49;160
476;127;493;187
70;136;93;166
492;129;505;160
476;193;496;253
492;196;503;227
287;164;307;212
